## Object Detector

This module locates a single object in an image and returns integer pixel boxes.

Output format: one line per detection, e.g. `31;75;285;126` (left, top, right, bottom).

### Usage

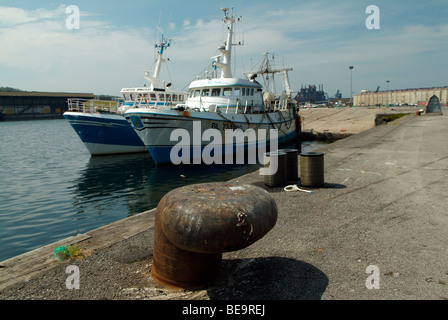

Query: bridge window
211;88;221;96
223;88;232;96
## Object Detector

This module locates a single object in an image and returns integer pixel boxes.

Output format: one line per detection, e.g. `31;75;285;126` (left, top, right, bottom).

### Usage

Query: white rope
283;184;314;194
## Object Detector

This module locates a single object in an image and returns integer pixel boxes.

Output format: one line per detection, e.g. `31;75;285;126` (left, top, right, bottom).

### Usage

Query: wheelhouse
121;88;187;109
177;77;266;113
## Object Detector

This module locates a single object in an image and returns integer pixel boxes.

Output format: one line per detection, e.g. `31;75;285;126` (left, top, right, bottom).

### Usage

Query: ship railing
187;96;295;115
130;95;183;109
228;98;292;114
272;99;288;110
67;99;121;113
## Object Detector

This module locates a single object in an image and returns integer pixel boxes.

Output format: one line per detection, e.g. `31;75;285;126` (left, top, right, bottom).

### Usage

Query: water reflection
71;153;261;219
71;140;324;220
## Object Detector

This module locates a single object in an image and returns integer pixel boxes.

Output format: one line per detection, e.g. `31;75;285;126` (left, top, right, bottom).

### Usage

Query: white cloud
166;2;362;91
234;3;448;94
0;5;65;26
0;5;157;94
0;2;447;97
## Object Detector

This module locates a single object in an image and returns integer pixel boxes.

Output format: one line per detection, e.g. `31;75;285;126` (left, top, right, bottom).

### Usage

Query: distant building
0;91;94;121
294;84;328;104
354;87;448;107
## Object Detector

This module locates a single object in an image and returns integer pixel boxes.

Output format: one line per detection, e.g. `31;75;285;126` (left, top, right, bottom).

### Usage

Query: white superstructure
125;8;298;164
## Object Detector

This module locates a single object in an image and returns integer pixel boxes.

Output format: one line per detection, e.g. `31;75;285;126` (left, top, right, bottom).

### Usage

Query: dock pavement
0;108;447;300
299;106;419;139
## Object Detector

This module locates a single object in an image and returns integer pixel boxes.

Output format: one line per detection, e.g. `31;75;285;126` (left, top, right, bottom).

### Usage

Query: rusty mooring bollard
152;182;278;289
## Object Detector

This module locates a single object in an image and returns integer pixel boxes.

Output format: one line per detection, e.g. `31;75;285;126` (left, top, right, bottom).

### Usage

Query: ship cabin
120;87;187;109
177;77;266;114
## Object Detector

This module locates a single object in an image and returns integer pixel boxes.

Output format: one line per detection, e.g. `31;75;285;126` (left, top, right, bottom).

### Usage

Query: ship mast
144;35;172;89
213;8;241;79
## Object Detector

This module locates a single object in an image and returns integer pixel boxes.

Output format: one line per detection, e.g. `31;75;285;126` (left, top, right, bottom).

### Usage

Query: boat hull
145;131;296;164
64;112;146;156
125;108;298;164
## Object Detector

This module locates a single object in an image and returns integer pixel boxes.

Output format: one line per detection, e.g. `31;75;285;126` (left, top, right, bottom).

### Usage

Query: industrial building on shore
354;86;448;107
0;91;94;121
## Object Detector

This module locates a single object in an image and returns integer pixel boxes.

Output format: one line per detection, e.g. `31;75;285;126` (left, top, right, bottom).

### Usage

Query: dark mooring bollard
152;182;278;289
278;149;299;182
263;151;287;187
300;152;325;187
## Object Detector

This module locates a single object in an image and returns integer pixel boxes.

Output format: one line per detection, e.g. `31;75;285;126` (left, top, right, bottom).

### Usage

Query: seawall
298;106;418;141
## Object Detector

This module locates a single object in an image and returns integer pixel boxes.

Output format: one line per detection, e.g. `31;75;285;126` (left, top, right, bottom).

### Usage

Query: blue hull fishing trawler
125;8;299;164
64;35;187;156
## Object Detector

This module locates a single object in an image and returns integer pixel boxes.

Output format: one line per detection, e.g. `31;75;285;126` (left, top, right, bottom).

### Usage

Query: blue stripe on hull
64;113;144;148
148;131;296;164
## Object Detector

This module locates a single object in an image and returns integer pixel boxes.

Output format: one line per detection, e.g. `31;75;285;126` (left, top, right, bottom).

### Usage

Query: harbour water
0;119;324;261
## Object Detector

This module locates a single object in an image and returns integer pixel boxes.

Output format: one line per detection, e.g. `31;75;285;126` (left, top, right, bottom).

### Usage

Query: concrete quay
299;106;419;140
1;109;447;300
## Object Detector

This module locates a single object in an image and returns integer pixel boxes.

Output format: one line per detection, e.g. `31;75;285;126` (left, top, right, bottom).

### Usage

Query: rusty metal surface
152;210;222;288
152;182;277;288
158;183;277;254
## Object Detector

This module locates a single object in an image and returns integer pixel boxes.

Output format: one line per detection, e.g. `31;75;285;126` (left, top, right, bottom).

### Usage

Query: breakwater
298;106;418;141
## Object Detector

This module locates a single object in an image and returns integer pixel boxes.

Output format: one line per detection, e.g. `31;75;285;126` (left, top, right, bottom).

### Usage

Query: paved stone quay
299;106;418;138
1;110;447;300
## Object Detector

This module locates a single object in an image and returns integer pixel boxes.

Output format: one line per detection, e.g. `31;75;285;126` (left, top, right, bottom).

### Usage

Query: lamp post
349;66;354;106
386;80;390;106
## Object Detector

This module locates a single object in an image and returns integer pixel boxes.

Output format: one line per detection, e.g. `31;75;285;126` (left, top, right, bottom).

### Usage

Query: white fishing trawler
125;8;299;164
64;35;188;156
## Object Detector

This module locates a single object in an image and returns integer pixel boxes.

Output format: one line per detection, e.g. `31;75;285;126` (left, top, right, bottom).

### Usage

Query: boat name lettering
210;122;242;130
222;123;242;130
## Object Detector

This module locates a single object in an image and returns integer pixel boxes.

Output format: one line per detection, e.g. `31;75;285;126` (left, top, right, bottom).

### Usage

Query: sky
0;0;447;98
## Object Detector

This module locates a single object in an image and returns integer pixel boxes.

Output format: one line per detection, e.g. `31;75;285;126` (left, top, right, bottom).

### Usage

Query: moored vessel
125;8;299;164
64;35;187;156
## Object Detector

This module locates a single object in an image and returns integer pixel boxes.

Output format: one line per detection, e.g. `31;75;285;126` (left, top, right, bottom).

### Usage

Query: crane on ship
247;52;293;96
